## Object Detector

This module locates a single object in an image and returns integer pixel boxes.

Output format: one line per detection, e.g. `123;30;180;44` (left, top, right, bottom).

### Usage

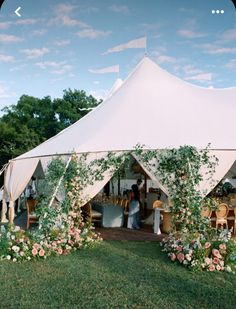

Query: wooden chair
216;203;229;230
227;208;236;234
121;199;129;214
82;203;102;224
201;205;212;218
26;199;38;229
153;200;164;209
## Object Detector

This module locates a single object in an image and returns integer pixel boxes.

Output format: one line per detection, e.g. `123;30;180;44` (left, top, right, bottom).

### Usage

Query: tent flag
89;65;119;74
102;37;147;55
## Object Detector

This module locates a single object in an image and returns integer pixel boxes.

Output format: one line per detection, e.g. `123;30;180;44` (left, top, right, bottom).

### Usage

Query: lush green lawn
0;241;236;309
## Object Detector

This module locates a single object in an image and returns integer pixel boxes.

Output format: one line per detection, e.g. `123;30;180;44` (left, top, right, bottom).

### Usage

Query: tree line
0;89;102;169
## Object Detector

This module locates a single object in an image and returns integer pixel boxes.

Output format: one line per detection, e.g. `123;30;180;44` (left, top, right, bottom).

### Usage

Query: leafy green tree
0;89;101;169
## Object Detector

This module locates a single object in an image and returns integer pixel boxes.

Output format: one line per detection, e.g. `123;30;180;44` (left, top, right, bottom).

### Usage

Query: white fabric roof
16;56;236;160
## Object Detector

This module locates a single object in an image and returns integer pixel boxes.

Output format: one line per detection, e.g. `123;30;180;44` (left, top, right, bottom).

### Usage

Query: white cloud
182;65;202;76
185;73;212;82
0;84;17;99
109;5;129;14
20;48;50;59
52;3;88;28
61;16;88;27
36;61;65;69
15;19;39;25
220;28;236;42
32;29;47;37
36;61;73;75
225;59;236;69
177;29;206;39
76;28;111;39
51;65;72;75
0;54;15;63
156;55;177;64
0;22;11;29
0;34;23;43
93;81;100;85
54;40;71;46
198;43;236;55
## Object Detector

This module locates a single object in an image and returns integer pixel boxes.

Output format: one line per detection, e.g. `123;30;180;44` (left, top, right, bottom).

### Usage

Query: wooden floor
11;211;165;242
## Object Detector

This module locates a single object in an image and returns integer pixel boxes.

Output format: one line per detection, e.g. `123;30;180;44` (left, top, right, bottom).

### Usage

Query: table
92;201;124;228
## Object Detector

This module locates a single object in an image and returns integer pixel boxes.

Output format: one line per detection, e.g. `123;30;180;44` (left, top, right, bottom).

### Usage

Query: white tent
2;56;236;223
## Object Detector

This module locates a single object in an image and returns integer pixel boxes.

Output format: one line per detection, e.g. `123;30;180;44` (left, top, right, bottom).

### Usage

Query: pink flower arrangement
204;242;211;249
208;264;215;272
39;249;45;257
177;253;185;263
32;248;38;256
212;249;222;259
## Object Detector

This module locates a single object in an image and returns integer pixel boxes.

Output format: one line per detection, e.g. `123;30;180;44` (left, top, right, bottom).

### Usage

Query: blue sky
0;0;236;110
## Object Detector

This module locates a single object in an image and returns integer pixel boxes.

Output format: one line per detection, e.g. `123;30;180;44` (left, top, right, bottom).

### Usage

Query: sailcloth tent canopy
15;56;236;159
2;56;236;223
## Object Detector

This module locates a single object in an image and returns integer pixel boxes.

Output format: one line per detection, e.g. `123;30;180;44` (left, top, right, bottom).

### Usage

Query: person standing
127;184;140;229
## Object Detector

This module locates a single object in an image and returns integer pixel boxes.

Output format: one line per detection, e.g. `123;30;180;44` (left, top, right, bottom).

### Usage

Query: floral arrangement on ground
161;229;236;273
0;154;105;262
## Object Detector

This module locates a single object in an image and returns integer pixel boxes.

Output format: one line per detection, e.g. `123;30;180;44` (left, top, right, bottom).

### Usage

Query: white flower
27;257;31;261
12;245;20;253
12;258;17;262
11;235;15;240
20;251;24;257
6;255;11;260
225;265;232;273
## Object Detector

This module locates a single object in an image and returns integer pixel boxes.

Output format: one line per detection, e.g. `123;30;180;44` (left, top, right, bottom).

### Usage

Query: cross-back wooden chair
82;203;102;224
26;199;38;229
216;203;229;230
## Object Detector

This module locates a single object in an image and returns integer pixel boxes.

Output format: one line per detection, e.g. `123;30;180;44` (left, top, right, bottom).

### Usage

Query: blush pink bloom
208;264;216;272
204;242;211;249
216;264;222;271
39;249;45;257
57;248;63;255
170;253;176;261
213;257;219;265
31;248;38;256
176;246;183;251
205;257;211;265
177;253;185;263
212;249;222;259
219;243;226;251
33;243;40;250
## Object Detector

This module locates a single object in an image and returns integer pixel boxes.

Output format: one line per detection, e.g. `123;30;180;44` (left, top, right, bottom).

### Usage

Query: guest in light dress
127;184;140;229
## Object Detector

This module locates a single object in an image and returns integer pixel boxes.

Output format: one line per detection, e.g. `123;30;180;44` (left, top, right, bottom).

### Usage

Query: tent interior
1;152;236;234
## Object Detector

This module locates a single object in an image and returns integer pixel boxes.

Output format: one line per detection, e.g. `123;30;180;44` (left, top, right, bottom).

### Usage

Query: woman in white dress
127;184;140;229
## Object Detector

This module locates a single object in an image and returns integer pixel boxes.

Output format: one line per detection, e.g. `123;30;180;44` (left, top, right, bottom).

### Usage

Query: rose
213;257;219;265
205;257;211;265
212;249;222;259
177;253;185;263
204;242;211;249
170;253;176;261
31;248;38;256
39;249;45;257
208;264;215;271
185;254;192;261
219;243;226;250
176;246;183;251
57;248;63;255
33;243;40;250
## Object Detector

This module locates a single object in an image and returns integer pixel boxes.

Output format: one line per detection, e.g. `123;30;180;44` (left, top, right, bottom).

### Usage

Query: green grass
0;241;236;309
